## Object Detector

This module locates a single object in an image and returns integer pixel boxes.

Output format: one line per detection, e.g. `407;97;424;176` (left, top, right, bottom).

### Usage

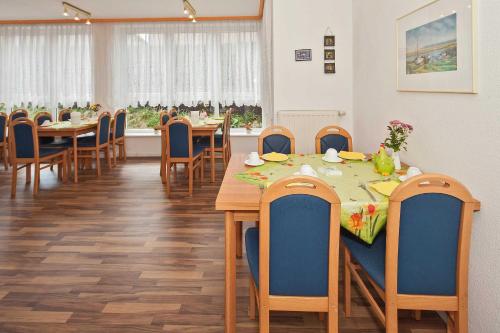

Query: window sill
125;128;263;138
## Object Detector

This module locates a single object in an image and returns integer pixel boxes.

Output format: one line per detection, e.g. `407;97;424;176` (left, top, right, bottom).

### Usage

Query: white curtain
108;21;262;108
0;24;93;110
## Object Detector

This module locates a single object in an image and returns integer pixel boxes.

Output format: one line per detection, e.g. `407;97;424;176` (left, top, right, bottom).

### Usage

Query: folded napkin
369;180;400;197
338;151;366;160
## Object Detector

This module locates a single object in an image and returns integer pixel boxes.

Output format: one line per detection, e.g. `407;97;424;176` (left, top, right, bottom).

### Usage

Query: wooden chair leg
188;161;193;195
11;162;17;199
96;149;101;176
26;163;31;184
447;312;455;333
105;146;112;169
249;276;256;320
200;156;204;183
112;142;117;166
33;163;40;196
259;300;270;333
385;301;398;333
319;313;325;321
3;147;8;170
455;308;467;333
166;161;171;195
122;141;127;161
414;310;422;321
236;222;243;258
328;306;339;333
344;246;352;317
57;161;63;181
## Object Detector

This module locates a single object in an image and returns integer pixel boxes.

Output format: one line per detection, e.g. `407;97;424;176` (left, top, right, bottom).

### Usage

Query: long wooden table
215;153;481;333
162;121;221;182
37;121;97;183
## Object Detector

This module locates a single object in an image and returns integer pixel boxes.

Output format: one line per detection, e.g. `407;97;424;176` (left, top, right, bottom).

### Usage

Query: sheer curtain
108;21;262;108
0;24;93;110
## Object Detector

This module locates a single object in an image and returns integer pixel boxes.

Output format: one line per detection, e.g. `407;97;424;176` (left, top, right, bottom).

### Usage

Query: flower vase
392;151;402;170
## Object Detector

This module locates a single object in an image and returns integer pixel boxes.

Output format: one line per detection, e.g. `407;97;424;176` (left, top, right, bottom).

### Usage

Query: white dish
245;159;265;167
322;156;343;163
293;170;318;178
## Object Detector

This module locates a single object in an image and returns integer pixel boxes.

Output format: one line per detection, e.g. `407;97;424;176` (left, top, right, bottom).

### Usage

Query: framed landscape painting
397;0;477;93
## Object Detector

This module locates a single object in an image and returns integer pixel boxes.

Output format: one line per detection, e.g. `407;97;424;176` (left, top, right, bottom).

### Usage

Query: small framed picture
324;35;335;47
324;49;335;60
324;62;336;74
295;49;312;61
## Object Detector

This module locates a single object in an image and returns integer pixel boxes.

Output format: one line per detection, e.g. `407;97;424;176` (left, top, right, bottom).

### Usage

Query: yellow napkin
261;152;289;162
338;151;366;160
369;180;400;197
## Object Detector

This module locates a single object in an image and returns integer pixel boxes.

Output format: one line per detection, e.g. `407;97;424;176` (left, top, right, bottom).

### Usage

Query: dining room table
161;117;223;183
37;120;98;183
215;153;481;333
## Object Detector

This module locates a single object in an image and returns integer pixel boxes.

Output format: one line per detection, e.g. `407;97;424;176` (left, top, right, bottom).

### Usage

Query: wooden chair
315;125;353;154
0;112;8;170
202;109;232;169
9;118;68;198
161;117;204;196
58;108;72;122
246;176;341;333
9;109;29;123
73;112;112;177
342;174;478;333
258;126;295;155
160;110;171;126
111;109;127;166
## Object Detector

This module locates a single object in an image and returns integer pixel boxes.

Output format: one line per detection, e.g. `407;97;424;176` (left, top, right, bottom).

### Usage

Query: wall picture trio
294;33;336;74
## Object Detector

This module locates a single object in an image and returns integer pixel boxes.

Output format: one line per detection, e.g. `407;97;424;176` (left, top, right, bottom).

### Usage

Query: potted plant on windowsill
384;120;413;170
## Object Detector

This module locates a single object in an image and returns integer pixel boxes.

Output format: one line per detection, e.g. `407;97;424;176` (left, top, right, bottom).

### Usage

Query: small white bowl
245;159;265;167
322;155;343;163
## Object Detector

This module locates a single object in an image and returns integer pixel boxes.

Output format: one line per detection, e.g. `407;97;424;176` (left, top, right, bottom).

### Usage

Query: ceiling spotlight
188;14;193;19
63;8;69;16
74;13;80;21
182;0;197;22
184;9;188;15
192;18;197;23
62;2;92;23
85;18;91;25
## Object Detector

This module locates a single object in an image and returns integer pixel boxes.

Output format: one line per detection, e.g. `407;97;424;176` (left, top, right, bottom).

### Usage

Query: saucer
293;170;318;178
245;159;265;167
322;156;343;163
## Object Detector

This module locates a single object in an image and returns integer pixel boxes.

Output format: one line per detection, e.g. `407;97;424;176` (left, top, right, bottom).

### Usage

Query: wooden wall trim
0;0;266;25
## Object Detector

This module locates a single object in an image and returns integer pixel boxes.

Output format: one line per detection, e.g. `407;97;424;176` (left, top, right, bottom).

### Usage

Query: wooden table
161;122;221;183
38;122;97;183
215;153;481;333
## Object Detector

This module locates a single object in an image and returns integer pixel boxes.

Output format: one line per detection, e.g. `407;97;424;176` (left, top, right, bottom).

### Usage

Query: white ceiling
0;0;261;20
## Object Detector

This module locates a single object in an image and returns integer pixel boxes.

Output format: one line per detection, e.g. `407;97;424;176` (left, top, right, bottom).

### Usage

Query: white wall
353;0;500;331
272;0;353;133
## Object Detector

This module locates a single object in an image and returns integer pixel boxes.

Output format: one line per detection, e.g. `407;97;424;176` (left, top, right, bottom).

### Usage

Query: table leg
210;132;215;182
225;211;236;333
73;133;78;183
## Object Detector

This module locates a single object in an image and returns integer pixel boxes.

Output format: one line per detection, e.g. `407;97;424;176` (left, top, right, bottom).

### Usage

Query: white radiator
277;110;346;154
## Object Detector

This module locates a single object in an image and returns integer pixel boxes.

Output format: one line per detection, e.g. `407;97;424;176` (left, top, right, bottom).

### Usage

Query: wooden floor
0;158;447;332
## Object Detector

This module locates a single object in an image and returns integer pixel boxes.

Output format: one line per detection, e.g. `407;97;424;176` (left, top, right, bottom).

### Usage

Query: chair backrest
222;109;232;147
34;112;53;126
0;112;7;143
9;118;38;160
96;112;111;146
165;117;193;159
259;176;341;298
113;109;127;139
9;109;29;122
258;126;295;155
58;108;71;122
387;174;476;297
315;125;353;154
160;111;171;126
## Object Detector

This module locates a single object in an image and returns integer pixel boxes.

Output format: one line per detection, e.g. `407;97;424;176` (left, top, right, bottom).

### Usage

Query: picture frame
324;49;335;61
324;63;336;74
396;0;477;93
295;49;312;62
324;35;335;47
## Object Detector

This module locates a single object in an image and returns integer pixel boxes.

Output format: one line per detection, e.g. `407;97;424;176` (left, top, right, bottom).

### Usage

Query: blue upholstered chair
246;176;341;333
74;112;112;176
315;125;352;154
111;109;127;166
9;109;28;123
58;108;72;122
200;109;232;169
34;112;56;146
258;126;295;155
9;118;68;198
342;174;479;333
161;117;204;195
160;110;171;126
0;112;8;170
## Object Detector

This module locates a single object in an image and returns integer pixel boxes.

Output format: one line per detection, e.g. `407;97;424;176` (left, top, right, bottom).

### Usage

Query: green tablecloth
235;154;400;244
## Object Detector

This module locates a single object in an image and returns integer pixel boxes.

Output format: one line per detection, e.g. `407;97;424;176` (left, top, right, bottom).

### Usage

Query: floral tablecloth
235;154;401;244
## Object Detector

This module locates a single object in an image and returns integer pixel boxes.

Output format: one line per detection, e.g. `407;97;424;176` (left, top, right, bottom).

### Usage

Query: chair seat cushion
39;147;64;158
341;231;386;290
198;135;223;148
245;227;260;288
77;135;97;147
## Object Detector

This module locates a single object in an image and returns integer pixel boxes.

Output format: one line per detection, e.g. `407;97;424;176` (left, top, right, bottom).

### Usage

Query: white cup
406;166;422;178
299;164;315;176
248;152;260;163
325;148;340;161
70;112;81;125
